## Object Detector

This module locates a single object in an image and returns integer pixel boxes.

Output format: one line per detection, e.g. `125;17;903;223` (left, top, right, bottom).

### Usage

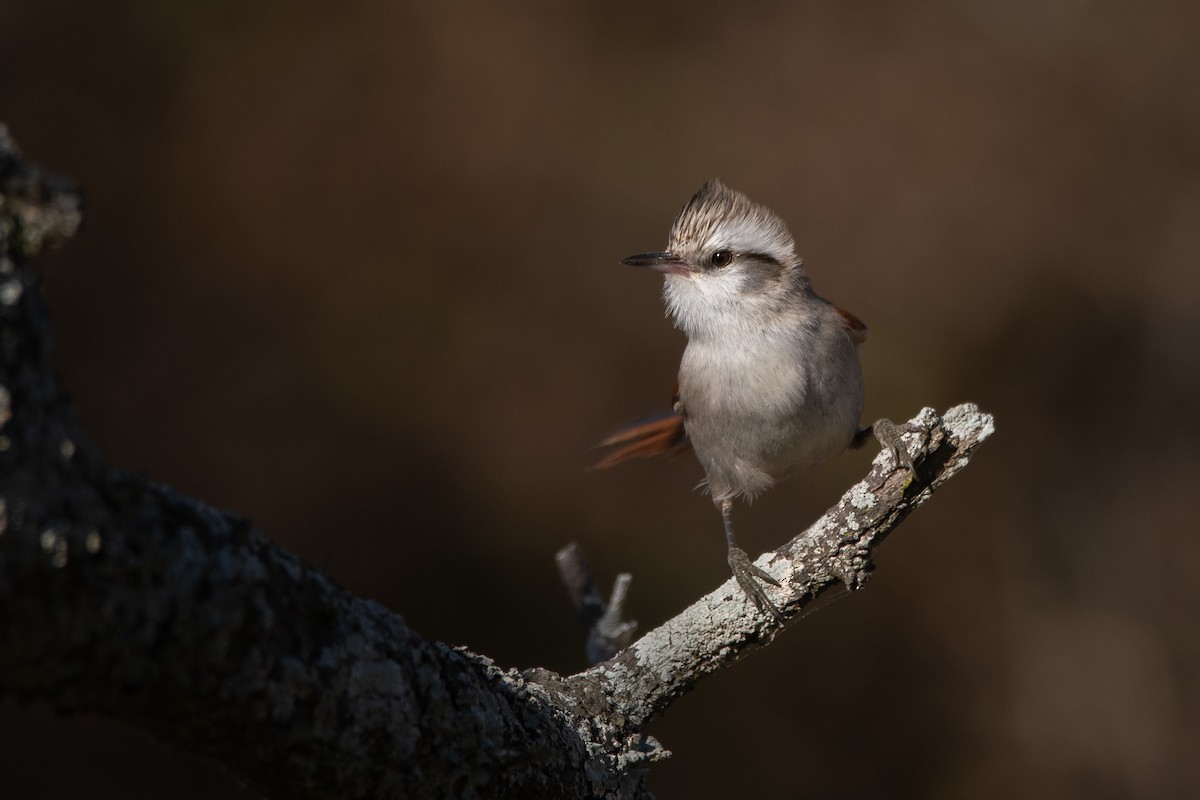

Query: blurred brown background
2;1;1198;797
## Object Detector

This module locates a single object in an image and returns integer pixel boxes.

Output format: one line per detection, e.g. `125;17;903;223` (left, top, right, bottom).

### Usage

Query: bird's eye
710;249;733;267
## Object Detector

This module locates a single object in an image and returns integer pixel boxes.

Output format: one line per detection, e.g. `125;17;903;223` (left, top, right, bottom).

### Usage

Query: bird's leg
853;419;918;481
721;499;784;622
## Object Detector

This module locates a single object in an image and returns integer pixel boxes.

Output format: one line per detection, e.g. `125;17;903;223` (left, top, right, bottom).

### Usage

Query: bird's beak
620;252;694;275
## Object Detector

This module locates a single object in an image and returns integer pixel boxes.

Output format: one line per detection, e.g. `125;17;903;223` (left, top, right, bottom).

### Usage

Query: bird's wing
836;307;869;344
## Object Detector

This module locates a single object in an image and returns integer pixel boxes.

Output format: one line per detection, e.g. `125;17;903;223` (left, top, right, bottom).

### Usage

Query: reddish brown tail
595;411;690;468
836;307;869;344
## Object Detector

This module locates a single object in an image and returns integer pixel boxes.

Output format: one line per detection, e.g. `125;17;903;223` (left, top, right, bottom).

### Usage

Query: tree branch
556;541;638;665
0;125;994;799
559;404;993;731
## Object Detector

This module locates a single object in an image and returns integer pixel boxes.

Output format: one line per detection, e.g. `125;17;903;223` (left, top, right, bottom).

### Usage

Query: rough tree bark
0;127;994;799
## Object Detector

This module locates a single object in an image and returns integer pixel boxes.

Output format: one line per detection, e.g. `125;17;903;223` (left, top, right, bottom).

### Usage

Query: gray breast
678;321;863;501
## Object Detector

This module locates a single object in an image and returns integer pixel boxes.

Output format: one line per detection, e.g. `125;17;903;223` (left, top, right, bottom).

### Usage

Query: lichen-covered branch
0;125;993;799
559;403;993;731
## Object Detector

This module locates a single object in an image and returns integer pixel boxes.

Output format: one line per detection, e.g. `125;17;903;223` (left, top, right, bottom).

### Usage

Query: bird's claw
727;547;784;622
872;418;918;482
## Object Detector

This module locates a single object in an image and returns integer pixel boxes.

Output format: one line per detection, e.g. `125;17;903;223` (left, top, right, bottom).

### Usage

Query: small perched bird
598;179;912;620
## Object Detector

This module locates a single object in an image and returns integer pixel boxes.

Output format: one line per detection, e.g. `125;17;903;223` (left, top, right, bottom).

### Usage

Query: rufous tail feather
595;411;689;468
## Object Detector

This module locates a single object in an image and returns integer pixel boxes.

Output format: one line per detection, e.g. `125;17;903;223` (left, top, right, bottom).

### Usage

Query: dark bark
0;125;993;799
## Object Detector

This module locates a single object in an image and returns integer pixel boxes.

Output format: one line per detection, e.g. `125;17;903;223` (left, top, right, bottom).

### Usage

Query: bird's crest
668;179;796;266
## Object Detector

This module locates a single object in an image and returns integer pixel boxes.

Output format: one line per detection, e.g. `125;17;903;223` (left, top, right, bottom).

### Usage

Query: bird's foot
870;418;918;482
727;547;784;623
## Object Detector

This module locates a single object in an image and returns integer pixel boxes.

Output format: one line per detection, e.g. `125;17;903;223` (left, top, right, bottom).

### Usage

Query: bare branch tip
556;542;638;664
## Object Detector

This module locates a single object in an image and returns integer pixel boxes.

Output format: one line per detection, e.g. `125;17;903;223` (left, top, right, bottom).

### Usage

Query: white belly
678;328;863;501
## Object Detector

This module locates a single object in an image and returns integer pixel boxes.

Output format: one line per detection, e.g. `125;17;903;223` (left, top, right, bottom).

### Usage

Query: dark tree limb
0;126;994;799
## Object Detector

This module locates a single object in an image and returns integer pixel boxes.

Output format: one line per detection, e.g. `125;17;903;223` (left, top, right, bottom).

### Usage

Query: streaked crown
667;179;799;270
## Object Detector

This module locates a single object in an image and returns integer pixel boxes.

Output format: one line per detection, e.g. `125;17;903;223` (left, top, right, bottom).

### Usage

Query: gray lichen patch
848;483;877;510
943;402;995;442
0;279;21;305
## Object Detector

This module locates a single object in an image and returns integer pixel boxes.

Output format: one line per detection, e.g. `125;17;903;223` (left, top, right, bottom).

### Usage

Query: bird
597;179;913;621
